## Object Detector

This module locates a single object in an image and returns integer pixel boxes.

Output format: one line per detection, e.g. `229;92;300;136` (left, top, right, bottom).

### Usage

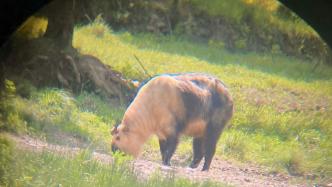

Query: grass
189;0;317;37
2;2;330;185
0;134;14;186
4;88;125;151
2;18;331;185
72;21;332;177
4;149;226;187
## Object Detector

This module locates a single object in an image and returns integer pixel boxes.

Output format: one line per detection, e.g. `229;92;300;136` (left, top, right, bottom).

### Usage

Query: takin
111;73;233;171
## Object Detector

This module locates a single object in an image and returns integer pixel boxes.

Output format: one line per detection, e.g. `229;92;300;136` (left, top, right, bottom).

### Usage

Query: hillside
1;19;332;186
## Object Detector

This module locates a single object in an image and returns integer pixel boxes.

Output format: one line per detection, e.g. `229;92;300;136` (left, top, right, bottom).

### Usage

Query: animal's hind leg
202;125;222;171
162;135;179;166
189;137;204;168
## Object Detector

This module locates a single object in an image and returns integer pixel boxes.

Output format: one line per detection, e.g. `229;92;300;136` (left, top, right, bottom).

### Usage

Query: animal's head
111;124;142;157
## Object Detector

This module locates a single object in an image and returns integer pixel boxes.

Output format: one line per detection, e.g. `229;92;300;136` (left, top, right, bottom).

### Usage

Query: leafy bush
0;80;27;133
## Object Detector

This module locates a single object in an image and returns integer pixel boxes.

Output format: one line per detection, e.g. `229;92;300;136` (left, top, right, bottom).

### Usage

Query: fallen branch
133;54;152;78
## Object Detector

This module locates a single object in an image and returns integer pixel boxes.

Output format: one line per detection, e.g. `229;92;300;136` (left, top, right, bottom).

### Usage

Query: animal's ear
123;125;130;133
131;80;140;88
111;126;118;135
118;124;130;133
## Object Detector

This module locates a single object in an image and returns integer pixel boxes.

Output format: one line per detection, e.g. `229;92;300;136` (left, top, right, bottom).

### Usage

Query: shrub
0;80;27;133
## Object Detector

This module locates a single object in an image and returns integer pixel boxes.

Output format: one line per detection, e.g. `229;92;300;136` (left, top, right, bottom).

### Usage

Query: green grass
189;0;317;37
5;149;226;187
72;21;332;177
0;134;14;186
2;19;331;185
6;88;125;151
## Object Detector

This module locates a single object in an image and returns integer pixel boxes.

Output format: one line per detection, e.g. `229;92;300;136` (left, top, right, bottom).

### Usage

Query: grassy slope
73;21;332;177
2;20;331;185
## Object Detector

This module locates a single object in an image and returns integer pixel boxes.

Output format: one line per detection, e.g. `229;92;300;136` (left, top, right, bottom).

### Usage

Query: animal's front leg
162;135;179;166
159;139;167;165
202;124;222;171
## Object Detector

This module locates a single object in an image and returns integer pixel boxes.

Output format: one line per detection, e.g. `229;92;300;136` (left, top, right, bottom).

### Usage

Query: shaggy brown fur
111;73;233;171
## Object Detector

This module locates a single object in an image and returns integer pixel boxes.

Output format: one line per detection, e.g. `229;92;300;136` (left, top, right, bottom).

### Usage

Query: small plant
0;80;27;133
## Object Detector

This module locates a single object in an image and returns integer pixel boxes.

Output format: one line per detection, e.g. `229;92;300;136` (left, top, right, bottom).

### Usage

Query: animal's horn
111;126;118;135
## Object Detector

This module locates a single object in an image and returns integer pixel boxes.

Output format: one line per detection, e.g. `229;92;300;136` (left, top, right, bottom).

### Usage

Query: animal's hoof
201;167;209;172
189;163;199;169
162;161;171;166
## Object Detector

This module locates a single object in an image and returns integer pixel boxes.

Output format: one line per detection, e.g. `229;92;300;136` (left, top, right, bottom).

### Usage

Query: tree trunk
3;0;136;104
40;0;74;48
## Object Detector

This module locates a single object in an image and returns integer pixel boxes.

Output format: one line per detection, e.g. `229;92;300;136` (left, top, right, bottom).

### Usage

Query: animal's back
172;73;233;135
135;73;233;137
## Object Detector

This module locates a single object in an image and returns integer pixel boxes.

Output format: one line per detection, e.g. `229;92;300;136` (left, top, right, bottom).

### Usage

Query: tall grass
73;21;332;177
7;150;226;187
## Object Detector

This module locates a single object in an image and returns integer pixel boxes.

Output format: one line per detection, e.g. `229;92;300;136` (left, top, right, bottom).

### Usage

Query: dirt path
9;134;309;187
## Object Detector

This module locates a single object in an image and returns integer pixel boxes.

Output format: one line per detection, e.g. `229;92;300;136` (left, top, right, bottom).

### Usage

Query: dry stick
133;54;152;78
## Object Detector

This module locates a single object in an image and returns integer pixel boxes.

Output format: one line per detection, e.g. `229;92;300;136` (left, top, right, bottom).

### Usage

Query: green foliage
8;150;227;187
0;80;27;133
0;135;14;186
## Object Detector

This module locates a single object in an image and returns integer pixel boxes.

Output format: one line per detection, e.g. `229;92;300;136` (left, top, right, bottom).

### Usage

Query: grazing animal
111;73;233;171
